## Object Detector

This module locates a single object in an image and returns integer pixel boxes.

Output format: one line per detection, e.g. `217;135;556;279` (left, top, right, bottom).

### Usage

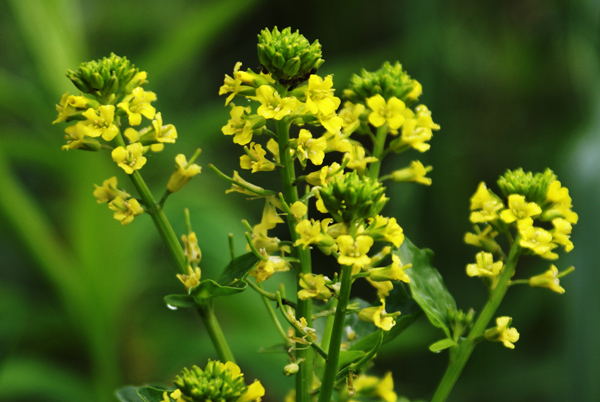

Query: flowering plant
53;27;576;402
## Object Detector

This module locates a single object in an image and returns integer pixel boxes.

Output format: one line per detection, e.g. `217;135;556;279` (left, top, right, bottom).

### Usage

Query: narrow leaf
429;338;457;353
396;238;456;338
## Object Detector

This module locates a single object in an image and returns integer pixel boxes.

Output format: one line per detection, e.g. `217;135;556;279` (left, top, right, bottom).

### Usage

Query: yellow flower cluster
465;169;576;293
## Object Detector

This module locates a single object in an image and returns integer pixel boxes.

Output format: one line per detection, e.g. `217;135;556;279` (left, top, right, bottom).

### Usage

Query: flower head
108;196;144;225
80;105;119;141
366;95;406;131
254;85;299;120
469;182;503;223
358;298;396;331
336;234;374;271
484;316;520;349
529;264;573;294
240;142;276;173
167;152;202;193
293;129;327;166
111;142;147;174
117;86;157;126
466;251;503;278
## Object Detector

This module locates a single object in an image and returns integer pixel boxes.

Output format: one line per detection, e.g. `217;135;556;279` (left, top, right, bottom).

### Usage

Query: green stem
113;134;235;363
368;125;389;180
430;240;522;402
197;301;236;363
276;119;313;402
317;264;353;402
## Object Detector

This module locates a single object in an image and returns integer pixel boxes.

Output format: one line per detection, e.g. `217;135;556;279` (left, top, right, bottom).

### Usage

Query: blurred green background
1;0;598;401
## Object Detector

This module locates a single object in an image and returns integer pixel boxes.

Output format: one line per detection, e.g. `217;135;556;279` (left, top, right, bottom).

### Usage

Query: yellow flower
93;176;130;203
289;201;308;220
337;234;374;271
181;232;202;263
80;105;119;141
254;85;298;120
353;372;397;402
108;196;144;225
466;251;503;278
484;316;520;349
529;264;568;294
304;74;340;115
390;160;433;185
176;265;202;291
518;220;558;259
111;142;147;174
358;298;396;331
294;219;327;249
238;381;265;402
543;180;578;224
366;216;405;248
250;256;290;282
369;254;411;283
367;278;394;298
551;218;573;252
339;101;366;135
117;87;157;126
240;142;276;172
63;122;101;151
152;112;178;144
469;182;503;223
167;153;202;193
464;225;500;252
344;144;378;174
306;162;344;186
366;95;406;130
294;129;327;166
298;273;332;301
53;92;98;124
222;104;264;145
500;194;542;224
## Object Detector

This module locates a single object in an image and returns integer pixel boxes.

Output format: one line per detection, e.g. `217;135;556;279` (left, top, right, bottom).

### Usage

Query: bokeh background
1;0;598;401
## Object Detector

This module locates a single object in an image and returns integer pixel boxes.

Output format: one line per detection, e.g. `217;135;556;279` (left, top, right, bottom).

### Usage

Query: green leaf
137;386;172;402
428;338;458;353
164;294;196;309
338;350;366;369
396;237;456;338
217;252;259;286
115;386;143;402
191;278;247;304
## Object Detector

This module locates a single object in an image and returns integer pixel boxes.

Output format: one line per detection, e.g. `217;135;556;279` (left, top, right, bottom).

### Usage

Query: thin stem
276;119;314;402
317;264;353;402
368;125;389;180
430;239;522;402
197;301;236;363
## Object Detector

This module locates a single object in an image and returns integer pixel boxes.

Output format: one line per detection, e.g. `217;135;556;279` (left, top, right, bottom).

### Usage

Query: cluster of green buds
54;54;201;225
66;53;145;102
164;360;264;402
318;171;388;225
257;26;324;86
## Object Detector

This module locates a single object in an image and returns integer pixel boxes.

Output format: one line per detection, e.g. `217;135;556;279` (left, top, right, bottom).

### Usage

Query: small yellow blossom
294;129;327;166
108;196;144;225
466;251;503;278
366;216;405;248
518;220;558;259
366;95;406;130
152;112;178;144
254;85;298;120
219;62;245;105
238;381;265;402
358;298;396;331
111;142;147;174
63;122;101;151
80;105;119;141
344;144;378;174
93;176;130;203
249;255;290;283
353;372;397;402
295;219;327;249
290;201;308;220
500;194;542;224
464;225;500;252
53;92;98;124
167;153;202;193
117;87;157;126
543;180;578;224
369;254;411;283
529;264;569;294
339;101;366;135
176;265;202;291
390;160;433;185
337;234;374;271
469;182;503;223
390;105;439;152
181;232;202;263
484;316;520;349
551;218;574;252
222;104;264;145
367;278;394;298
240;142;276;172
304;74;340;116
298;273;332;301
306;162;344;186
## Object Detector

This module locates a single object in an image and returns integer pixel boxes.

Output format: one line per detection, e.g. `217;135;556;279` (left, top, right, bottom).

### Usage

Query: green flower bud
283;362;300;376
66;53;142;100
173;360;263;402
319;171;388;224
497;168;556;205
344;61;421;105
257;27;324;86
